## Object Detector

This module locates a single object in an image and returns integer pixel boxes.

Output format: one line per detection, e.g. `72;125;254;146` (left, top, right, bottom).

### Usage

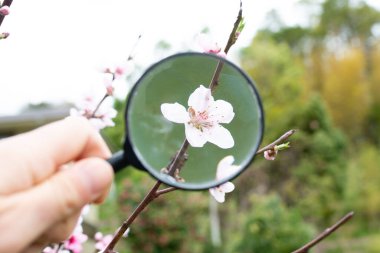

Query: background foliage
99;0;380;252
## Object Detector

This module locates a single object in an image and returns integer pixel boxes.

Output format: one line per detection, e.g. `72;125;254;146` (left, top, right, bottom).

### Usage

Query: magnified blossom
196;33;226;57
209;155;240;203
161;85;235;149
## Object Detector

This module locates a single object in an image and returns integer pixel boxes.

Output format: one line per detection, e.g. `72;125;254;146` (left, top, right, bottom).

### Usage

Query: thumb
4;157;113;252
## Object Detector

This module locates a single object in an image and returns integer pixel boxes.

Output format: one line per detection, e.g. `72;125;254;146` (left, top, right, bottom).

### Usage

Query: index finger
0;116;111;194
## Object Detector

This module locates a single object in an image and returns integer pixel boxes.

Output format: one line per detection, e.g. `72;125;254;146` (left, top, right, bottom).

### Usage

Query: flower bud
264;149;277;161
0;6;10;16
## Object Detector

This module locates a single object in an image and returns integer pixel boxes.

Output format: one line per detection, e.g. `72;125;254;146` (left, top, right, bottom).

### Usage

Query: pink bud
106;85;114;96
0;6;10;16
264;149;277;161
114;66;126;77
104;74;114;96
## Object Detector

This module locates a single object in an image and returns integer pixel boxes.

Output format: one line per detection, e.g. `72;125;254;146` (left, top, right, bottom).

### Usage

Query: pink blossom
0;6;10;16
161;85;235;149
89;105;117;130
264;149;277;161
94;232;114;251
103;61;131;79
103;73;115;96
69;95;117;130
64;230;88;253
209;156;240;203
197;33;226;58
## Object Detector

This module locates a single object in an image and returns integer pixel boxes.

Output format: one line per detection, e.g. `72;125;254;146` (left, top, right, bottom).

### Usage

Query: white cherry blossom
209;155;240;203
161;85;235;149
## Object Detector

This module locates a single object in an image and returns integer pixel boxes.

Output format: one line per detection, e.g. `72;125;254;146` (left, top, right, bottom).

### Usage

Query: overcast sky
0;0;379;116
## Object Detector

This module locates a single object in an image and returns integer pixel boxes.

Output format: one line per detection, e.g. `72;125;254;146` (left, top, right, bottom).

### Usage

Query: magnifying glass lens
126;53;263;190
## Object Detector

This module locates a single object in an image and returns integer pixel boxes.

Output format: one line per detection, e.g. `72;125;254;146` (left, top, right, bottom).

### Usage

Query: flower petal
209;188;225;203
216;155;233;179
205;125;234;149
216;155;240;179
208;99;235;124
188;85;213;112
185;123;207;147
264;150;277;160
161;103;189;123
197;33;216;52
219;182;235;193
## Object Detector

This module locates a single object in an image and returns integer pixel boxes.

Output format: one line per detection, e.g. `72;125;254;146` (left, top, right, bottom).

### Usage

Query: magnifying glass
108;52;264;190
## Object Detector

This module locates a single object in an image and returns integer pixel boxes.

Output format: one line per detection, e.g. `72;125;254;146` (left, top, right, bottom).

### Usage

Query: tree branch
155;187;177;197
292;211;354;253
256;129;296;154
103;181;162;252
223;0;243;54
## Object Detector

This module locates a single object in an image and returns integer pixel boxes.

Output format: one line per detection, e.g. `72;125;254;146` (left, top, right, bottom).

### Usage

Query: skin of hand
0;117;114;253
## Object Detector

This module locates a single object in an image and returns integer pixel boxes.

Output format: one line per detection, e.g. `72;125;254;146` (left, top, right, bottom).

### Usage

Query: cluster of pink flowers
69;61;132;131
70;96;117;131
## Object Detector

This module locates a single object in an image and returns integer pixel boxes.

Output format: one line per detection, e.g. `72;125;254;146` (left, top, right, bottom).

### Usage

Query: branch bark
292;211;354;253
256;129;296;154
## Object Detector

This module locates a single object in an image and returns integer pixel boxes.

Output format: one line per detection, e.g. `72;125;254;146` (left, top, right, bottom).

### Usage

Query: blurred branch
0;0;13;27
292;211;354;253
256;129;296;154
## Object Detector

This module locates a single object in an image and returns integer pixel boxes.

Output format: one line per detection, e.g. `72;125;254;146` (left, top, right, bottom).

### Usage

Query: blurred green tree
233;194;315;253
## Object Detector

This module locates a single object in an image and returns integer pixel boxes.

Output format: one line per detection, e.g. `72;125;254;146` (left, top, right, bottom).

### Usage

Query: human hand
0;117;114;253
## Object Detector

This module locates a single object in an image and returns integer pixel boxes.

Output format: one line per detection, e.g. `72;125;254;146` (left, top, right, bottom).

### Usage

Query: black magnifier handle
107;139;146;173
107;151;127;173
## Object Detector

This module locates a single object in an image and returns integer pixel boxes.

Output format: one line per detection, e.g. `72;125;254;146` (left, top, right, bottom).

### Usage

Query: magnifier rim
125;52;265;190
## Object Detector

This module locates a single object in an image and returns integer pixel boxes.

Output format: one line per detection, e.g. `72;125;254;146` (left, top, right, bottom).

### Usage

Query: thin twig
127;34;142;61
210;0;243;91
223;0;242;54
91;94;109;118
155;187;177;196
291;211;355;253
0;0;13;27
256;129;296;154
